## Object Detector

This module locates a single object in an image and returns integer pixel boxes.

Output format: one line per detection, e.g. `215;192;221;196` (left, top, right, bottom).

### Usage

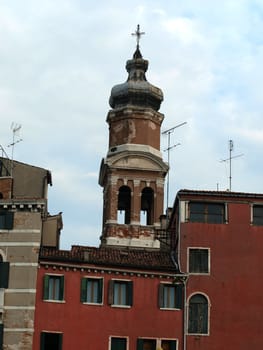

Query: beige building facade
0;157;60;350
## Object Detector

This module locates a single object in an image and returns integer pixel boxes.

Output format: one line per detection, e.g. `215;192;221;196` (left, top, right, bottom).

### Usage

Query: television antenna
220;139;244;191
162;121;187;211
7;123;23;176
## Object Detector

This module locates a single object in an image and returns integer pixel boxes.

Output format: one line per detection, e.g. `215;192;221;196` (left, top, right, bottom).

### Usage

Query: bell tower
99;26;168;249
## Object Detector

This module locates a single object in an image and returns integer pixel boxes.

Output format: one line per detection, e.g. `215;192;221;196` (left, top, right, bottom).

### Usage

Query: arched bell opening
140;187;154;225
117;186;131;224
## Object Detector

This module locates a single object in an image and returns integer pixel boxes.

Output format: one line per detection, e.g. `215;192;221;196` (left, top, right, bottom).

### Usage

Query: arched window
117;186;131;224
140;187;154;225
188;294;209;334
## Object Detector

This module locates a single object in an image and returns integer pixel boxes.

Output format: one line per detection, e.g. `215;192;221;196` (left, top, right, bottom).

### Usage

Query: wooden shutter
0;262;9;288
98;278;103;303
127;281;133;306
43;275;50;300
58;333;63;350
158;284;164;308
108;280;114;305
40;332;45;350
80;278;87;302
175;284;183;309
170;340;177;350
59;276;64;301
0;324;3;349
137;339;144;350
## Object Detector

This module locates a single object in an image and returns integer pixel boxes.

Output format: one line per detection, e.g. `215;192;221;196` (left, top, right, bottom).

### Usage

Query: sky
1;0;263;249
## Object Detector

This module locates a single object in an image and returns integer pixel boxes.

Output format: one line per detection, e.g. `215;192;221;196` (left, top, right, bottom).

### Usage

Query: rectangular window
0;262;9;288
0;211;14;230
159;283;183;309
80;277;103;304
43;275;64;301
137;339;156;350
189;202;225;224
108;280;133;307
189;248;209;274
161;339;177;350
253;205;263;225
110;337;127;350
40;332;63;350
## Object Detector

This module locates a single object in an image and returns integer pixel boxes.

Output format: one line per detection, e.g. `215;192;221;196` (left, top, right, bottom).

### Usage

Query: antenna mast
8;123;23;176
220;139;244;191
162;122;187;211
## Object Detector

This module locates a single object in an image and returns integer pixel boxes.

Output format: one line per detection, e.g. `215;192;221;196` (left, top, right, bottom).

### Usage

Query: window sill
160;307;181;311
110;304;131;309
82;302;103;306
43;299;65;303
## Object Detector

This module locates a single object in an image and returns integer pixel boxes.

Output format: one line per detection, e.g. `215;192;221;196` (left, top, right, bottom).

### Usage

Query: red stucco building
172;189;263;349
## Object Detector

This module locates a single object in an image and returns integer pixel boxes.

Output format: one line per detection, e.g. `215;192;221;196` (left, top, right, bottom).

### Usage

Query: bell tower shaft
99;41;168;249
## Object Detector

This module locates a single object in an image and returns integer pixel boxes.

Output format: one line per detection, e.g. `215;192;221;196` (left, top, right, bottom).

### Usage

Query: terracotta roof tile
40;245;179;272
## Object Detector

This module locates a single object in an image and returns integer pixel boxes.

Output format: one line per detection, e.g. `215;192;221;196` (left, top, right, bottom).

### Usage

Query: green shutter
59;276;64;301
40;332;45;350
80;278;87;302
137;339;144;350
108;280;114;305
5;212;14;230
127;281;133;306
0;324;3;349
58;333;63;350
0;262;9;288
175;284;183;309
170;340;177;350
98;278;103;303
158;284;164;308
43;275;50;300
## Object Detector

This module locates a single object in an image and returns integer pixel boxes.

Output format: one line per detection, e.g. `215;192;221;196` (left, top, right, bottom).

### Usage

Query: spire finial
131;24;145;49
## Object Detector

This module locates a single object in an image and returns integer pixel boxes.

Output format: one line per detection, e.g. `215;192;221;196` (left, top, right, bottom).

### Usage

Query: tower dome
109;47;163;111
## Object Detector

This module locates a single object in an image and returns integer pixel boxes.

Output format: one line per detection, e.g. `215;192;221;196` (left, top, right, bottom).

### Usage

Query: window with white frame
189;248;209;274
158;283;183;309
110;336;128;350
188;202;225;224
43;275;64;301
108;280;133;307
80;277;103;304
188;294;209;334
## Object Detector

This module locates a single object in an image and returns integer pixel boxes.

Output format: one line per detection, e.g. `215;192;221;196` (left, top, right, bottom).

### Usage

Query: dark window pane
189;249;209;273
111;337;127;350
161;340;177;350
253;205;263;225
41;332;62;350
189;202;225;224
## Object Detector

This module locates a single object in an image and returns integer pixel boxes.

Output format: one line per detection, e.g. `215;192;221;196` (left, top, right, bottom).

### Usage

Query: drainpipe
177;194;187;350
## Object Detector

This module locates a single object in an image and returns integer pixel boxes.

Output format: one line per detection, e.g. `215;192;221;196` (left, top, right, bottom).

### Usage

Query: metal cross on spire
131;24;145;48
